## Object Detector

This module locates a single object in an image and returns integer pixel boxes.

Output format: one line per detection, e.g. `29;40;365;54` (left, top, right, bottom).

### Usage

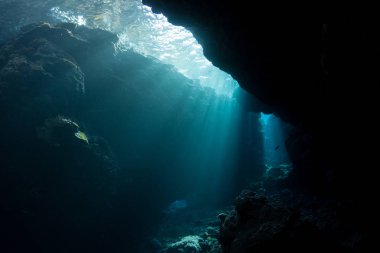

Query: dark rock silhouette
218;190;364;253
142;0;376;200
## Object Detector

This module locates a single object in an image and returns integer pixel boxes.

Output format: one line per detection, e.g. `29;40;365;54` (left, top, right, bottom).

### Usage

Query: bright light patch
48;0;238;97
259;113;291;167
50;7;87;26
259;113;271;125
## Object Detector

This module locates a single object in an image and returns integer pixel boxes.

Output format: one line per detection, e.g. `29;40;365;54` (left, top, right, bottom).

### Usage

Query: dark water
0;1;290;252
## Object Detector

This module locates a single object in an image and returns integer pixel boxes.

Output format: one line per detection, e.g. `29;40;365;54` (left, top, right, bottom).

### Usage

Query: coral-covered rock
234;190;267;221
164;235;204;253
0;23;119;127
218;190;362;253
36;116;89;147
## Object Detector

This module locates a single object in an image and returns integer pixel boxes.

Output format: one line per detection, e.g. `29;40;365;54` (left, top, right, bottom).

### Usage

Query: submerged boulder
218;190;362;253
0;24;86;122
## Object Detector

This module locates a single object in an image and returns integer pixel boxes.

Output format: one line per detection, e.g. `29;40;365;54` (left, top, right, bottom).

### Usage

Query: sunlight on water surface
49;0;238;97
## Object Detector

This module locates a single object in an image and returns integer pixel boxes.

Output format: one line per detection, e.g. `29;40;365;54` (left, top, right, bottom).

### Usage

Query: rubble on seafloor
149;188;365;253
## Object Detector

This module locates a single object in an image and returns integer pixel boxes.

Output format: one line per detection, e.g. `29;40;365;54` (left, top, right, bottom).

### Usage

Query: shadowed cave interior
0;1;375;253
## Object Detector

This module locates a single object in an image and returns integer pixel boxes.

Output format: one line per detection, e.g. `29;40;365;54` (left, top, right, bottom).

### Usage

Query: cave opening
259;113;291;168
0;0;369;253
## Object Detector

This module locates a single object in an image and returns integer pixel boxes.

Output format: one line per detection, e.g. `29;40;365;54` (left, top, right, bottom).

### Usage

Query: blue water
259;113;291;168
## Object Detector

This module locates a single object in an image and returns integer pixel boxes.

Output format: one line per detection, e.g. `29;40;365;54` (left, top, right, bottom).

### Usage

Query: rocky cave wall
143;1;378;196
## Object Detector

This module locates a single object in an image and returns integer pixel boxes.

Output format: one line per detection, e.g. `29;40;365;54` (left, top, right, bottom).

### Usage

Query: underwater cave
0;1;375;253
